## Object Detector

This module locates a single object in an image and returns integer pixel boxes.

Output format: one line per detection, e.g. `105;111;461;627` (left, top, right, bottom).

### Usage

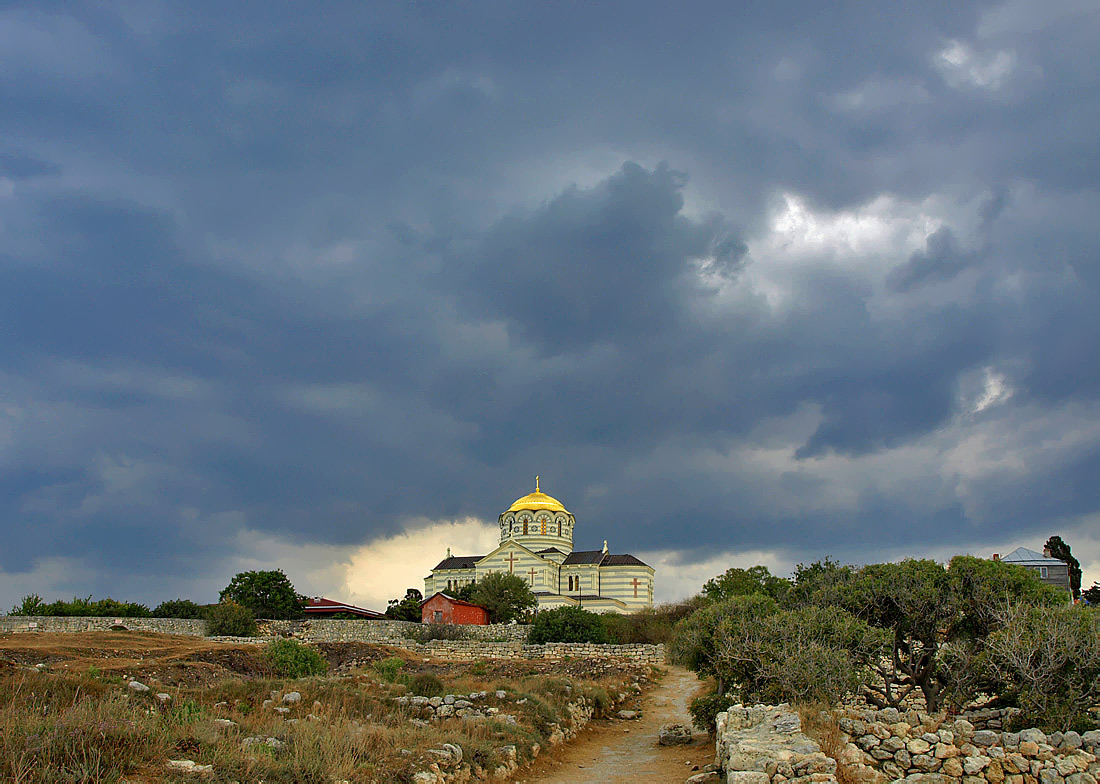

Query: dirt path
517;665;712;783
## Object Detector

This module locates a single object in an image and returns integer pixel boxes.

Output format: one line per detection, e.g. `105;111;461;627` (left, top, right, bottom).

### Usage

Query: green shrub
689;692;737;733
265;639;328;678
9;594;152;617
372;656;405;683
204;601;257;637
528;607;608;644
152;599;206;619
984;604;1100;732
409;673;445;697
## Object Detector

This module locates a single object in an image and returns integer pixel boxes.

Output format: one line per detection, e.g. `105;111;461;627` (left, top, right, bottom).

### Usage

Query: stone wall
714;703;838;782
0;616;665;665
256;618;531;644
837;706;1100;782
0;616;209;635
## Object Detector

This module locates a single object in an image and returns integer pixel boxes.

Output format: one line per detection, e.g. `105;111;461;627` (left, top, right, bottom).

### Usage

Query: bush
601;599;705;644
152;599;206;619
983;604;1100;732
264;639;328;678
372;656;405;683
409;673;445;697
205;601;257;636
528;606;608;644
689;692;737;733
9;594;152;617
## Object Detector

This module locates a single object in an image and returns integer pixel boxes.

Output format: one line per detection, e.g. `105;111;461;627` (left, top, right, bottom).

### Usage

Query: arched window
522;520;528;535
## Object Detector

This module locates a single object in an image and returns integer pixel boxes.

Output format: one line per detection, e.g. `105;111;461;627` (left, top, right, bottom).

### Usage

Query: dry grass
796;702;861;784
0;634;643;783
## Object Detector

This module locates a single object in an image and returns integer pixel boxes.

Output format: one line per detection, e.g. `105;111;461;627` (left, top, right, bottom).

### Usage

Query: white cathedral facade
424;479;655;614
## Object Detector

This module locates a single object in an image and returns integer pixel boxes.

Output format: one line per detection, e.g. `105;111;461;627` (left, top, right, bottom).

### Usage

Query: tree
528;606;608;644
1045;535;1083;599
466;572;536;623
219;569;305;620
671;594;778;695
702;565;790;602
385;589;423;621
786;557;854;607
1083;582;1100;605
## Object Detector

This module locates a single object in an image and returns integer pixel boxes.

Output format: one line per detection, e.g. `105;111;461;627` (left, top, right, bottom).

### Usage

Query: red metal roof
304;597;385;619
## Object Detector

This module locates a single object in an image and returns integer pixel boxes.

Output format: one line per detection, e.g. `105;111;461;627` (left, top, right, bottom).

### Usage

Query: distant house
994;547;1072;596
420;592;490;625
304;597;386;620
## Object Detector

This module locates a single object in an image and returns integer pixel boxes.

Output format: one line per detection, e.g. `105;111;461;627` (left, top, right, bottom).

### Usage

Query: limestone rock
166;759;213;775
617;710;640;720
282;691;301;704
660;723;693;746
127;680;150;694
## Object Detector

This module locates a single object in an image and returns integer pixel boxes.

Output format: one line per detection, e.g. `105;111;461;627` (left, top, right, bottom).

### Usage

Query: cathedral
424;479;655;614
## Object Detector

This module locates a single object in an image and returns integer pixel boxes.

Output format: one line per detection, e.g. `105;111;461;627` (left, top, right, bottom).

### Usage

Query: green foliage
9;594;46;615
689;692;737;733
166;699;204;725
528;606;609;644
152;599;206;619
409;673;446;697
601;599;705;644
8;594;152;617
1084;582;1100;605
219;569;305;620
372;656;405;683
264;639;328;678
671;594;778;692
385;588;424;621
702;565;790;602
466;572;536;624
204;601;257;636
786;558;854;607
984;603;1100;732
1045;535;1083;599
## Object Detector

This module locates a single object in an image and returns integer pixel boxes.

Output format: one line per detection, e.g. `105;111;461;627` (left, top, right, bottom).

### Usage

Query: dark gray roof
602;554;649;567
432;555;482;570
562;550;606;565
537;547;563;554
561;550;650;567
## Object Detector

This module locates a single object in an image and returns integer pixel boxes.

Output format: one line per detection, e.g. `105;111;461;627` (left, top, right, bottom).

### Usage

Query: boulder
659;723;693;746
127;680;150;694
282;691;301;704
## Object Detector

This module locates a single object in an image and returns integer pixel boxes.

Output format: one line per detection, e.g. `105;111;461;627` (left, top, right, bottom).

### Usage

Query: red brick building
420;592;490;625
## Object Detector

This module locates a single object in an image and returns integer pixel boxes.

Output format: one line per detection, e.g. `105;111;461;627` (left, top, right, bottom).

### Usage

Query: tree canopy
219;569;305;620
385;589;423;621
461;572;536;623
1045;535;1082;599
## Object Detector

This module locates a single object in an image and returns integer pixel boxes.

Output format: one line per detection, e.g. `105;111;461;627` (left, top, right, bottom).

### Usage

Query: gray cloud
2;1;1100;607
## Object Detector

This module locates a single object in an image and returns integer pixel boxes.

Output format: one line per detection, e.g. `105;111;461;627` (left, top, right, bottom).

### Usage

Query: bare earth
518;665;713;784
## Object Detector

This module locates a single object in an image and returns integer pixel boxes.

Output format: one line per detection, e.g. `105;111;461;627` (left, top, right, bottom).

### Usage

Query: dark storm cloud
2;0;1100;606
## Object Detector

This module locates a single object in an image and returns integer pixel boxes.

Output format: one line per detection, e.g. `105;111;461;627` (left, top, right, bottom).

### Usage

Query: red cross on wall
506;552;517;573
632;577;641;598
528;568;537;584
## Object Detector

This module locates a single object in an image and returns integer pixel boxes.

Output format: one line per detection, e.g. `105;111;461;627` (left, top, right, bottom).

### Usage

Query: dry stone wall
0;616;207;635
0;616;665;665
836;707;1100;783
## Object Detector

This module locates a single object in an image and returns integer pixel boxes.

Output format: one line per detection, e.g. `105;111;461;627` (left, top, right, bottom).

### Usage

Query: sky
2;1;1099;613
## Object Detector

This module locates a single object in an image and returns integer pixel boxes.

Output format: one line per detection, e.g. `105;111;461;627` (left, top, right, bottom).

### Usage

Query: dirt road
518;665;713;783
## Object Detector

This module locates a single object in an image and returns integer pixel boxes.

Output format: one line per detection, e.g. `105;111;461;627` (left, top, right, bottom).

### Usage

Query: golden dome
506;476;569;514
